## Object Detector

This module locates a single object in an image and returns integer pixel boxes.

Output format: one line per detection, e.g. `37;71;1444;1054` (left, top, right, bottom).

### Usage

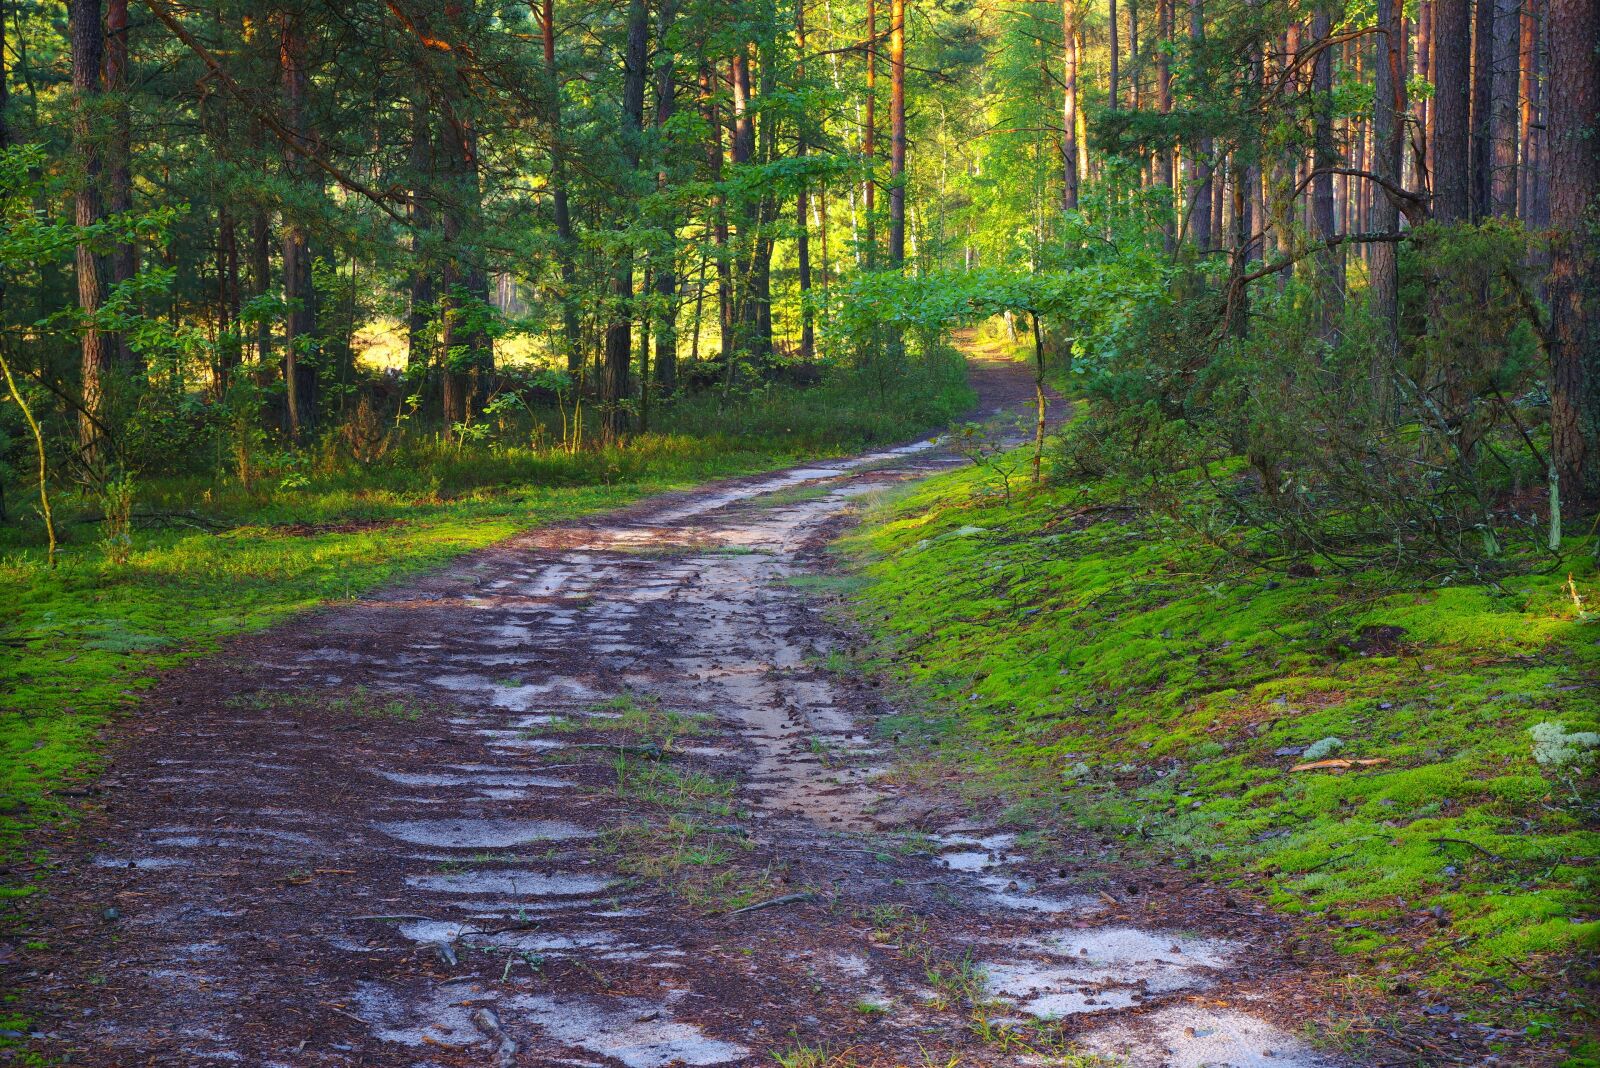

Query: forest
1;0;1597;1064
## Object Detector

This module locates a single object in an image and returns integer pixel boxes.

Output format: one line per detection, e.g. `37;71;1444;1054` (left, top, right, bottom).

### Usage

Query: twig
1427;837;1505;862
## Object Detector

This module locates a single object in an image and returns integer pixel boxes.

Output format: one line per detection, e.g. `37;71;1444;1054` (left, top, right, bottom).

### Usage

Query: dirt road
13;361;1354;1067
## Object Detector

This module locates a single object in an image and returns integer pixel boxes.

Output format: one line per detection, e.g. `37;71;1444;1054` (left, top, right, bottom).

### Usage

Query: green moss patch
838;453;1599;1034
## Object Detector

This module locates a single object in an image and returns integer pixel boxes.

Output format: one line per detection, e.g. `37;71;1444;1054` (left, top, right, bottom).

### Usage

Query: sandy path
12;361;1352;1067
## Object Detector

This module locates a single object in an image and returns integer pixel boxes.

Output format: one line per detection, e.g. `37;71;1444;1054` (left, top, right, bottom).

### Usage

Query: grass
568;687;784;912
837;444;1600;1054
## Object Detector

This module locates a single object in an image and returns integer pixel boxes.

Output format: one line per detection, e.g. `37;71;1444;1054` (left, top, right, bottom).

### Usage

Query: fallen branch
727;892;817;915
471;1007;519;1068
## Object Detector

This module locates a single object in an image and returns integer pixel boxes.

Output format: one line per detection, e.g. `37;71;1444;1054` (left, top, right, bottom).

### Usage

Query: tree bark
1370;0;1406;376
105;0;136;370
887;0;906;268
1110;0;1121;109
728;46;772;361
1414;0;1433;191
698;63;734;369
1311;8;1342;332
1469;0;1494;219
1155;0;1173;243
795;0;815;361
602;0;649;435
279;10;317;439
71;0;111;461
652;0;681;388
1517;0;1539;222
1061;0;1079;211
1545;0;1600;515
1187;0;1212;247
407;95;436;378
539;0;584;374
863;0;877;267
1488;0;1519;214
436;3;493;429
1431;0;1472;223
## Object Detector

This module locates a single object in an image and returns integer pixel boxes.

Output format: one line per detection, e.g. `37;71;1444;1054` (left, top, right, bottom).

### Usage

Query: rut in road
20;362;1347;1067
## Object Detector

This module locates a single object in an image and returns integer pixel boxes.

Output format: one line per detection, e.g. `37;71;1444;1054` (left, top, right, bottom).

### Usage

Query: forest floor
5;357;1508;1067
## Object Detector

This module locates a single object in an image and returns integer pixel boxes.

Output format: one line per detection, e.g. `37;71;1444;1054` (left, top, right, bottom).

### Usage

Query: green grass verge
836;449;1599;1049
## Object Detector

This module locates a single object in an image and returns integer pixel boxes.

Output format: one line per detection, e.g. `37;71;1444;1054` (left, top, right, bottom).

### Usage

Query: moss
838;450;1600;1031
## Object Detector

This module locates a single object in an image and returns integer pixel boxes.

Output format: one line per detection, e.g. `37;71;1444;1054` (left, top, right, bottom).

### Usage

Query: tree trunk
279;11;317;439
1488;0;1519;214
1432;0;1472;223
1469;0;1494;219
729;46;772;361
888;0;906;268
1062;0;1079;211
437;4;493;429
863;0;877;267
794;0;815;362
407;96;436;378
1187;0;1212;247
1370;0;1406;379
1545;0;1600;515
652;0;681;388
603;0;649;435
72;0;111;461
1518;0;1539;221
698;63;734;369
1155;0;1173;244
1129;0;1140;111
105;0;136;370
1414;0;1433;191
1311;8;1342;333
1110;0;1120;109
539;0;584;374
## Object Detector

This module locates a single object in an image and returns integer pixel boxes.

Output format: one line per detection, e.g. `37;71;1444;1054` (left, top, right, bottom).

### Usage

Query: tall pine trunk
72;0;111;461
105;0;136;370
794;0;815;361
407;96;436;380
539;0;584;374
888;0;906;267
602;0;649;435
1061;0;1079;211
1432;0;1471;223
279;11;317;439
1370;0;1406;383
1311;9;1342;334
1488;0;1519;214
1469;0;1494;219
1187;0;1212;247
698;63;733;370
652;0;681;389
1155;0;1173;244
1545;0;1600;516
863;0;877;267
438;4;493;429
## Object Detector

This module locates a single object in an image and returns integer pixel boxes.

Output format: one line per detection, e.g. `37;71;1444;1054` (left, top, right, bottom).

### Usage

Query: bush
1056;222;1554;573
